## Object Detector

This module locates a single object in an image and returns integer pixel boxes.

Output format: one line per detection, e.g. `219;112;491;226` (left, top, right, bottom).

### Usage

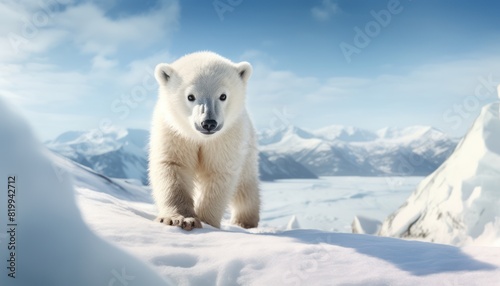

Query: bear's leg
195;173;237;228
230;161;260;229
150;161;202;231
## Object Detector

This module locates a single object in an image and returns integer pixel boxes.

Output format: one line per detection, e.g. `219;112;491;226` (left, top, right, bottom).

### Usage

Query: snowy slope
78;186;500;286
379;102;500;246
0;99;168;286
2;98;500;285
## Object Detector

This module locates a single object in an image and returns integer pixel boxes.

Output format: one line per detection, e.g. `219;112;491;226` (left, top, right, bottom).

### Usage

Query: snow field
76;182;500;285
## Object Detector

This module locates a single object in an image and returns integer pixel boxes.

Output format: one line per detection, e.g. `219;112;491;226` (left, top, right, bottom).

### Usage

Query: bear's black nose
201;120;218;131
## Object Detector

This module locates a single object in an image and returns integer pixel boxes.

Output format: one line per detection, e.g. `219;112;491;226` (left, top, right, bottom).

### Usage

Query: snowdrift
0;99;168;286
379;102;500;246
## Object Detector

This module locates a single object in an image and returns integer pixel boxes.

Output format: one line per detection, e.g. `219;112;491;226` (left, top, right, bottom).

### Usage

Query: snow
259;177;422;232
379;102;500;247
74;178;500;285
352;215;382;235
2;96;500;285
286;215;300;230
0;98;167;286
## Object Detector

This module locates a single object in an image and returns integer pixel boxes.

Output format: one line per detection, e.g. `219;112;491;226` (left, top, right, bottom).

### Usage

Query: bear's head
154;51;252;140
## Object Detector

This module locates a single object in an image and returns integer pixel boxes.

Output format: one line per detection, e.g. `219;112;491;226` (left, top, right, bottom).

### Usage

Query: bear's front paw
155;215;202;231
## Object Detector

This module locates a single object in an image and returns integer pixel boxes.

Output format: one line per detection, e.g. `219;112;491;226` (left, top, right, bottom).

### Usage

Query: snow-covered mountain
45;128;150;184
313;125;378;142
378;102;500;246
259;125;458;177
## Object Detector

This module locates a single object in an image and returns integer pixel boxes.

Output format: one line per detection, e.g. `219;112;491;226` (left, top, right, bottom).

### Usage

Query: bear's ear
236;61;252;83
154;63;174;86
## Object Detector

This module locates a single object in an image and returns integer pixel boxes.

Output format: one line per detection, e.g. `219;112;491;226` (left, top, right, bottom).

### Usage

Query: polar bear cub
149;51;260;230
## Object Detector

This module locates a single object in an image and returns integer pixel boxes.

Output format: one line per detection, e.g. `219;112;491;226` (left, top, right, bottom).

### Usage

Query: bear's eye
187;94;196;101
219;94;227;101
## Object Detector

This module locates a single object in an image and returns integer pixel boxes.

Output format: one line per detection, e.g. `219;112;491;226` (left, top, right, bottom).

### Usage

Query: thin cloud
91;54;118;70
0;1;180;141
0;0;179;63
311;0;339;22
55;1;179;56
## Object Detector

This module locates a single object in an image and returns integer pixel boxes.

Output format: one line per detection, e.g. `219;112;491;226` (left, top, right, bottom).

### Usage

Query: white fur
149;51;260;230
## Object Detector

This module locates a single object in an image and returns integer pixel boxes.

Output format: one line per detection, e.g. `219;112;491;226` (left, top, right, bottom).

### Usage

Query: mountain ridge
259;124;458;177
46;124;458;183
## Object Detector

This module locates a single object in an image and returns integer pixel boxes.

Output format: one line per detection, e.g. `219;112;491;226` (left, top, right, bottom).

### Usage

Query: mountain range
45;124;459;183
258;124;458;176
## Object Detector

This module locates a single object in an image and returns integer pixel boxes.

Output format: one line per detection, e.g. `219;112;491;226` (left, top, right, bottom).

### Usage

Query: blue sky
2;0;500;140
